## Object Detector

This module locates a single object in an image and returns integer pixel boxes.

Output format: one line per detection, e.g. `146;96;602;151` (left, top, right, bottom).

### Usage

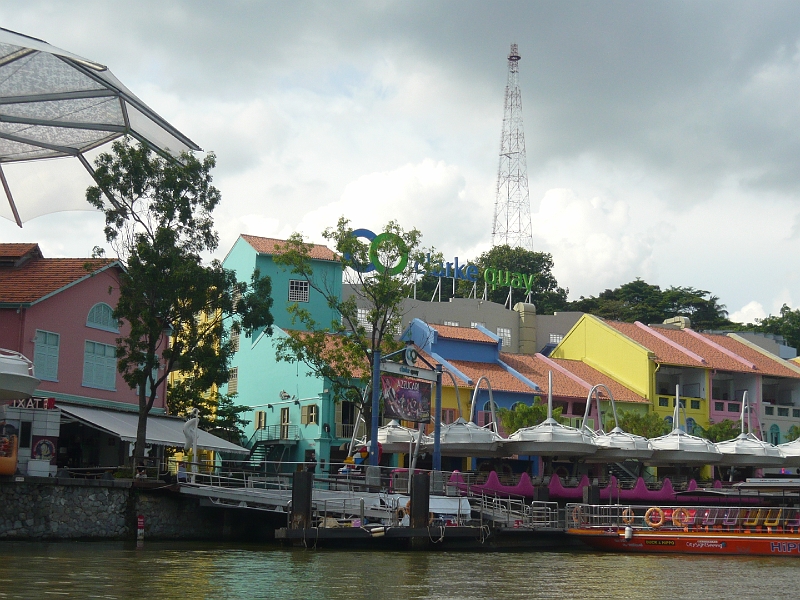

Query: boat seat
743;508;765;528
764;508;783;528
722;508;741;527
701;508;721;527
784;509;800;531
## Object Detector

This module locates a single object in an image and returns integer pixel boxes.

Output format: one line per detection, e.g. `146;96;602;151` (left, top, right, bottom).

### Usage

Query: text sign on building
380;375;431;423
7;397;55;410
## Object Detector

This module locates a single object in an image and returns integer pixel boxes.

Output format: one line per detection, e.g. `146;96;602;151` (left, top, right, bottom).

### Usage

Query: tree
466;245;568;313
696;419;741;443
786;425;800;443
617;410;671;438
497;397;561;435
87;140;274;470
273;218;426;428
568;279;732;330
754;304;800;351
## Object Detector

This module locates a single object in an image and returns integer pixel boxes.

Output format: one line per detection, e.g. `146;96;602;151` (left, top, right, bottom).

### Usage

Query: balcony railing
251;424;300;443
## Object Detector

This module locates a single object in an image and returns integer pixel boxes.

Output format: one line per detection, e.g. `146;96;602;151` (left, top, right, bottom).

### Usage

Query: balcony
251;424;300;444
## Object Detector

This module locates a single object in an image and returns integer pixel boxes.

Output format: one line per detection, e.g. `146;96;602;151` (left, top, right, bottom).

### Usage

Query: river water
0;541;798;599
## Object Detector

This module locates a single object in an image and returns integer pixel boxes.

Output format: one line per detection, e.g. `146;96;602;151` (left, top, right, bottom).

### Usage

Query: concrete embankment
0;476;281;541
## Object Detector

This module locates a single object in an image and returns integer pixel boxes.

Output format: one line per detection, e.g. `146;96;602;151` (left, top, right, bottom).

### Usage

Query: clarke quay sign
351;228;537;293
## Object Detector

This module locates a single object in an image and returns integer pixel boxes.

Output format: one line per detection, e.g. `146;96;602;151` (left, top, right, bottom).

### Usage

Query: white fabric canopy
59;404;249;454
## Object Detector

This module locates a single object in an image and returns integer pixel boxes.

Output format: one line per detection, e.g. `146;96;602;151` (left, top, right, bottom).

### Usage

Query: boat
567;480;800;556
0;348;40;401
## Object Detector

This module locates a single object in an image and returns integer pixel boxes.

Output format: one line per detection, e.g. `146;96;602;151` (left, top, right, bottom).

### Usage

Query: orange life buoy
644;506;665;529
672;508;691;527
621;507;635;525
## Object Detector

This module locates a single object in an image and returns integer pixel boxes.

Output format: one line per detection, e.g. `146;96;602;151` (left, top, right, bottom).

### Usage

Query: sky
0;1;799;324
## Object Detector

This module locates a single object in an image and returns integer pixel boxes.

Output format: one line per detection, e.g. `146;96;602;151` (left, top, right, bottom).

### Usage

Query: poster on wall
31;436;58;464
380;375;431;423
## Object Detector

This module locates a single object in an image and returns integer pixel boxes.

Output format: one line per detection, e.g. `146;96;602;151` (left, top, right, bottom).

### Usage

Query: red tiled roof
655;327;749;372
605;321;705;367
0;243;40;259
447;359;532;393
704;333;800;379
501;353;648;403
430;323;497;344
0;257;117;304
241;235;338;262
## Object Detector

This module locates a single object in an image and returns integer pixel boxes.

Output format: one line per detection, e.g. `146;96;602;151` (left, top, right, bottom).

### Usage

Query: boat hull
569;527;800;557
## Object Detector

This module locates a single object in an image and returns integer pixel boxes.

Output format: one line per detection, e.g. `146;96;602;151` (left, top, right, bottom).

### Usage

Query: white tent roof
59;404;248;455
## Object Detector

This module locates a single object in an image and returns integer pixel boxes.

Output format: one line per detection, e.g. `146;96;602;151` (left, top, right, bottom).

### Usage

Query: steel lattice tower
492;43;533;250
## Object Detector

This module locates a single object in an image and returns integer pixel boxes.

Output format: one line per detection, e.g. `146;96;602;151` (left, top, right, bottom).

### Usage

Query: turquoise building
222;234;355;472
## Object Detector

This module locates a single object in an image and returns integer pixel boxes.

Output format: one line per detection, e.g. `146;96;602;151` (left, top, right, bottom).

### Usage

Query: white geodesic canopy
0;27;200;226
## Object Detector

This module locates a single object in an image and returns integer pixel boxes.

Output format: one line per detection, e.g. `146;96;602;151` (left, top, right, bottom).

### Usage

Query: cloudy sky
1;1;799;323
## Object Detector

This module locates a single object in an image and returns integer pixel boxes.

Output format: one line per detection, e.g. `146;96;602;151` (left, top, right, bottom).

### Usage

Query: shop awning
58;404;249;454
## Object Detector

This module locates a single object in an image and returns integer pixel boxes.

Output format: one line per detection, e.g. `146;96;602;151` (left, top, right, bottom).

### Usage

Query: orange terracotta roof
446;359;532;393
605;321;705;367
655;327;750;372
704;333;800;379
0;257;117;304
501;353;648;403
429;323;497;344
241;234;338;262
0;243;40;259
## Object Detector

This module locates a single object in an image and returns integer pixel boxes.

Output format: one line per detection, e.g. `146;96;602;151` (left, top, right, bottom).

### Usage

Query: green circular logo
368;232;409;276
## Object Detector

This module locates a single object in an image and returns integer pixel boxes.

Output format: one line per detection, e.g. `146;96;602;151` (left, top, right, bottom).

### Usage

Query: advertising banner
381;374;431;423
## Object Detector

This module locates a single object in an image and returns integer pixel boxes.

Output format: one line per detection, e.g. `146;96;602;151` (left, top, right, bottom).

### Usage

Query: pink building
0;243;167;410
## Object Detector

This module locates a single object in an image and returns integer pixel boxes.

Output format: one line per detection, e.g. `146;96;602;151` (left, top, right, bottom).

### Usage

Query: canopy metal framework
0;27;200;226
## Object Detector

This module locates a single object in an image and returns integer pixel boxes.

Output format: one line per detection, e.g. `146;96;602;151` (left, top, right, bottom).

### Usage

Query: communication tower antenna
492;43;533;250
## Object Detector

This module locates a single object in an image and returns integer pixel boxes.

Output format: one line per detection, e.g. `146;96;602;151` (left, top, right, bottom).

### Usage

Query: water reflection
0;542;798;599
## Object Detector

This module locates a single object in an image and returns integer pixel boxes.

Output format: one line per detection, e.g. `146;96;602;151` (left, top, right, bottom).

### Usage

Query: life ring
672;508;691;527
621;507;635;525
572;505;583;524
644;506;665;529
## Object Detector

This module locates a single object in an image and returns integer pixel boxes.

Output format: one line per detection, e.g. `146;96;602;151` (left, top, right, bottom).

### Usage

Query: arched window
483;400;498;411
664;415;673;427
686;417;697;435
510;401;524;411
770;424;781;446
87;303;118;332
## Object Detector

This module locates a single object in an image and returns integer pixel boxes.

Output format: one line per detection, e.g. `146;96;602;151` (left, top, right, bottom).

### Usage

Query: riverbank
0;475;282;541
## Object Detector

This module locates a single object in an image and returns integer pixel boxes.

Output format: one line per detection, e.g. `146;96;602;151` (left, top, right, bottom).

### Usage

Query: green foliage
497;397;561;435
617;410;671;438
568;279;731;330
696;419;741;443
753;304;800;351
87;139;274;465
273;218;426;412
786;425;800;443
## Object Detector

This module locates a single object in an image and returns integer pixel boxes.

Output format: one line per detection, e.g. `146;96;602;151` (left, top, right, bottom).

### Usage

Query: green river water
0;541;797;599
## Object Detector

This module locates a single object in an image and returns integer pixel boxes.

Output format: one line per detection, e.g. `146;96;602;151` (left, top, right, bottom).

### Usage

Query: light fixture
293;400;300;406
267;404;273;410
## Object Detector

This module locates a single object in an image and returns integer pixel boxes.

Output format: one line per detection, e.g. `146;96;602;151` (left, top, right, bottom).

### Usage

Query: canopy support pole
0;164;22;227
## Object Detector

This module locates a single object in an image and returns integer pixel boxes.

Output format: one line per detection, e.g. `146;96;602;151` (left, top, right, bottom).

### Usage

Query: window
728;403;740;413
770;424;781;445
86;303;118;332
19;422;31;449
471;322;485;329
288;279;309;303
714;402;725;411
659;398;669;407
549;333;563;344
794;409;800;419
686;418;697;435
690;400;700;410
230;328;240;353
357;308;373;332
496;327;511;348
34;330;59;382
280;407;290;439
228;367;238;395
765;406;775;415
778;407;789;417
442;409;456;425
255;410;266;429
301;404;318;425
83;341;116;390
443;321;459;327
